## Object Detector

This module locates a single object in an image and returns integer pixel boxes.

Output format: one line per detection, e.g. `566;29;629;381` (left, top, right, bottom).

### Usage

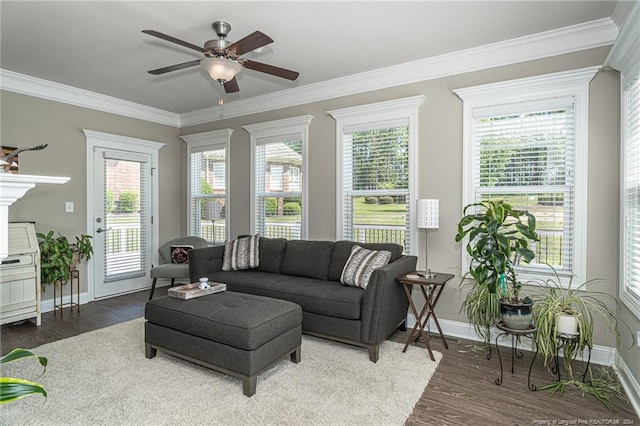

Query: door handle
96;228;105;233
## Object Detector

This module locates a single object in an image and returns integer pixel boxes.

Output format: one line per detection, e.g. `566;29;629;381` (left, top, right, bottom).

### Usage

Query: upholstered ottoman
144;291;302;397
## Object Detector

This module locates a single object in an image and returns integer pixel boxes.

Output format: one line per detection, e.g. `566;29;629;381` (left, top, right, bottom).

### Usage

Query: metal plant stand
552;333;592;383
494;321;537;391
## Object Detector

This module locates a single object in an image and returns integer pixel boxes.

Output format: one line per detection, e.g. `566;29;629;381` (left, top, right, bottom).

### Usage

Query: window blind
472;101;575;273
190;148;226;244
103;155;149;281
624;75;640;301
255;139;303;239
342;121;410;252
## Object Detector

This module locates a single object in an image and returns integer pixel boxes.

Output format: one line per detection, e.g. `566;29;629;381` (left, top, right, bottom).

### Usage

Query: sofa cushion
254;237;287;274
340;245;391;289
280;240;334;280
222;234;259;271
209;271;364;320
328;241;403;281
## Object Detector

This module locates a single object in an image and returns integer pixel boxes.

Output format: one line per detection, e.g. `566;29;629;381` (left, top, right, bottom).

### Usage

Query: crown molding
0;69;180;127
181;17;618;126
605;0;640;77
0;17;618;128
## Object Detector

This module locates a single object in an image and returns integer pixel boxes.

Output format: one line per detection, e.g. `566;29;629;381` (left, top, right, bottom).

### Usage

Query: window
329;96;424;254
454;67;598;284
181;129;233;245
243;115;313;240
610;6;640;315
269;165;284;192
622;75;640;313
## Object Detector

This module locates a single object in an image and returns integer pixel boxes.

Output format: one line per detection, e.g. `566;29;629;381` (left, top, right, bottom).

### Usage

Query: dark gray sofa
188;238;417;362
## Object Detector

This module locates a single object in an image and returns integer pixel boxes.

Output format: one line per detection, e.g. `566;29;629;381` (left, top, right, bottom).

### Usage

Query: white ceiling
0;1;618;115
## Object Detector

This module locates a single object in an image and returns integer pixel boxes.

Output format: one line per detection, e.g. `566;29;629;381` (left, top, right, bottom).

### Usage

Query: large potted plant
455;200;539;334
37;230;93;290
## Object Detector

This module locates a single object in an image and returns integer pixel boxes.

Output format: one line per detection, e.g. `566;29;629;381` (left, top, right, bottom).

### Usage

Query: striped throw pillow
222;234;260;271
340;245;391;289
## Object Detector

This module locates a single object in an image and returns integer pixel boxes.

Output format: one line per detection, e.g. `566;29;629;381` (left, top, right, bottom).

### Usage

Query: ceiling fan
142;21;299;93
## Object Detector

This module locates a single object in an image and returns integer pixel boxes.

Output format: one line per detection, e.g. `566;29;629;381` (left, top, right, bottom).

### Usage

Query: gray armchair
149;236;208;300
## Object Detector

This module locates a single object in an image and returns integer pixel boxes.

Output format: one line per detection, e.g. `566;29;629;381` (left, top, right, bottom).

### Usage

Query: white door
92;148;153;298
84;130;164;300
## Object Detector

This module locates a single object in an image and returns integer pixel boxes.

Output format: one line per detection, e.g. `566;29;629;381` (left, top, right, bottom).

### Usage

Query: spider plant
531;266;624;370
0;348;48;404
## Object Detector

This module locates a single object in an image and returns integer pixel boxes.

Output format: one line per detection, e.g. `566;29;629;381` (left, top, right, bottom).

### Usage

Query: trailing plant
37;231;93;290
0;348;48;404
531;266;629;372
531;266;633;409
540;366;627;411
455;200;539;336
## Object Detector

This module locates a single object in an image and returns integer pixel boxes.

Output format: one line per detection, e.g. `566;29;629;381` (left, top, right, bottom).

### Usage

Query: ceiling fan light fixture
201;58;242;83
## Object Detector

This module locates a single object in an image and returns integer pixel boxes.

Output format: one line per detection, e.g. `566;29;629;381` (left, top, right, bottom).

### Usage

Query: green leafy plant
531;266;633;409
0;348;48;404
37;231;93;289
283;202;301;216
540;366;627;411
532;266;629;372
455;200;539;336
118;191;139;213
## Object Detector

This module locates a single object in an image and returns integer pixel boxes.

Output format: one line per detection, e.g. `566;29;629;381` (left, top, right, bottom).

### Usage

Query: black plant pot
499;297;534;330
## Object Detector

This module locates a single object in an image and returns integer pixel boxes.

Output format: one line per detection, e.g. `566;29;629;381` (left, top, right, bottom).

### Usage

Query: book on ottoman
168;282;226;300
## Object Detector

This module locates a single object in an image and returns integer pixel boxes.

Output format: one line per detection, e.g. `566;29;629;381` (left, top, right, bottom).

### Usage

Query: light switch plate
65;201;74;213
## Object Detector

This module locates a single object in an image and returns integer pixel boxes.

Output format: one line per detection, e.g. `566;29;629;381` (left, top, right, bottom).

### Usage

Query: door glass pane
104;158;146;281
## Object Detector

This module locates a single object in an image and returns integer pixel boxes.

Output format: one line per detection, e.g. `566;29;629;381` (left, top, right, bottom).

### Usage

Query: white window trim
328;95;424;255
608;0;640;318
181;129;233;242
453;66;599;287
243;115;313;239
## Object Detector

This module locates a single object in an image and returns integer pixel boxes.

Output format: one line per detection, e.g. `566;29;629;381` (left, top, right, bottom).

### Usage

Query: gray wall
181;45;633;351
1;91;183;299
3;43;637;384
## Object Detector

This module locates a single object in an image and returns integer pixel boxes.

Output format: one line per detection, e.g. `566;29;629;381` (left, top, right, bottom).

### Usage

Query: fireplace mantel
0;173;70;259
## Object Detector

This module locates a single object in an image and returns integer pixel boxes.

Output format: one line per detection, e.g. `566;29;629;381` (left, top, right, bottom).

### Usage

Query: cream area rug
1;318;441;425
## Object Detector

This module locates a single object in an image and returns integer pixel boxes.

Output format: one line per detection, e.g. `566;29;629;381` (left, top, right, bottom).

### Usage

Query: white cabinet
0;222;41;325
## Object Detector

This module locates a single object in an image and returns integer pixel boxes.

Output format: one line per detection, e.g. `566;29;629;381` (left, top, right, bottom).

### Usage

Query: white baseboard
616;357;640;418
406;314;617;366
41;292;91;313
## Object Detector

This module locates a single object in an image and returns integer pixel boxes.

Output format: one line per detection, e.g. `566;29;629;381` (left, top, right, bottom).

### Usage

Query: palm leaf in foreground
0;348;48;404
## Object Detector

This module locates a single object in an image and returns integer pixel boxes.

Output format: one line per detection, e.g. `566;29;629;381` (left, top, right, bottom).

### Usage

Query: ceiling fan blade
226;31;273;56
147;60;202;75
223;77;240;93
242;60;299;81
142;30;206;53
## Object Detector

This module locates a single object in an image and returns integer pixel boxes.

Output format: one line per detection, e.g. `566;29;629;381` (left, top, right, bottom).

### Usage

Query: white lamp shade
417;199;439;229
200;58;243;82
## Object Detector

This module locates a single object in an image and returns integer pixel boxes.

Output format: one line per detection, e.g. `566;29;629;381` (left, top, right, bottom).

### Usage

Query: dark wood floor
2;289;638;425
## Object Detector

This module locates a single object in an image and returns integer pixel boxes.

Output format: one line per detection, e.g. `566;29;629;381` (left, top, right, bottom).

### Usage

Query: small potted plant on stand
37;230;93;290
531;267;632;409
455;200;539;337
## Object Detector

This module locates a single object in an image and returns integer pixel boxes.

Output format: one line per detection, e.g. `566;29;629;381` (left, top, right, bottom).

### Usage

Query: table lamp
417;199;439;278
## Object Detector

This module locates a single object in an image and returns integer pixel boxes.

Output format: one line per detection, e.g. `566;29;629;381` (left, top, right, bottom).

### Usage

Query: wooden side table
396;272;454;361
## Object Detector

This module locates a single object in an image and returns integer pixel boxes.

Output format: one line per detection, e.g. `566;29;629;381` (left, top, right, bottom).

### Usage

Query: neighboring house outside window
243;115;313;240
609;7;640;316
454;67;598;285
329;96;424;254
181;129;233;245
